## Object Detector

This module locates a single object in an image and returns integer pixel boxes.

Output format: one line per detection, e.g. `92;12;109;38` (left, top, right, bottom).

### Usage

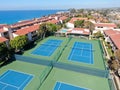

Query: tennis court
0;70;33;90
54;82;88;90
40;67;110;90
32;39;62;56
68;42;94;64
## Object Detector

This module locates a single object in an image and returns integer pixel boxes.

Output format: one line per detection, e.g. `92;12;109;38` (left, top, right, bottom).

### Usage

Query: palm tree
84;21;95;35
38;23;58;39
38;23;48;39
115;50;120;62
110;60;120;71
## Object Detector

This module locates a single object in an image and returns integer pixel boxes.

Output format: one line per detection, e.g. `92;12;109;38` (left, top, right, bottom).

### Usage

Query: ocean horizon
0;10;65;24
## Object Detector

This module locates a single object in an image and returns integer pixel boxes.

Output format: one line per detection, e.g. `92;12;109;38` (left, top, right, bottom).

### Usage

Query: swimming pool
61;29;67;33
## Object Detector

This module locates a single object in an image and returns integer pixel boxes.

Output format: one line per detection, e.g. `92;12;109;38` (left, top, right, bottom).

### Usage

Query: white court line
8;69;34;90
18;76;31;89
9;69;34;76
57;82;61;90
90;44;94;64
56;81;91;90
89;50;92;64
0;81;18;89
69;43;78;60
80;45;84;56
21;76;34;90
2;85;7;90
91;50;94;65
47;42;61;56
48;45;57;56
0;70;11;81
69;42;84;60
0;70;34;90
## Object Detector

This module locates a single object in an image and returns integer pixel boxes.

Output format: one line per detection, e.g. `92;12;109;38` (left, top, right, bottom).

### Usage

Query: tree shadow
0;55;16;68
24;41;37;51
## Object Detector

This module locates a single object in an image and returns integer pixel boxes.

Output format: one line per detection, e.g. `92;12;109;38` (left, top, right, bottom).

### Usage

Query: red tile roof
69;17;88;24
0;28;8;33
0;24;8;29
11;19;37;28
0;37;8;43
60;16;68;20
47;19;59;24
70;28;90;35
14;24;39;35
95;23;117;27
104;30;120;36
110;34;120;49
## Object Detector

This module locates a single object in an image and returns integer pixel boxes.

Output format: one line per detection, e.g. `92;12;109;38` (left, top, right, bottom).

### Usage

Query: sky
0;0;120;10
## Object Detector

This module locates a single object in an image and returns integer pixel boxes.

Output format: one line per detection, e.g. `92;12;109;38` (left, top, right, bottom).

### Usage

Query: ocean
0;10;63;24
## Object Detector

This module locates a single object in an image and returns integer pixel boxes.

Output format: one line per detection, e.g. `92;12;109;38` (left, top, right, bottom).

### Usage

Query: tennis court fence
37;63;53;89
15;54;51;66
108;78;117;90
52;38;72;62
53;62;109;78
98;40;109;71
15;54;109;78
98;40;106;56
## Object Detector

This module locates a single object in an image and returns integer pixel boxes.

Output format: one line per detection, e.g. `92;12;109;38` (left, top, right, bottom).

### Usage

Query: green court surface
58;38;106;70
40;67;110;90
0;60;47;90
24;36;106;70
23;36;69;61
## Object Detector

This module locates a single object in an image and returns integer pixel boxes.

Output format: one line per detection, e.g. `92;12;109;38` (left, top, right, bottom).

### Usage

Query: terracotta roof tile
0;37;8;43
110;34;120;49
104;30;120;36
11;19;37;28
14;24;39;35
47;19;59;24
60;16;68;20
69;17;88;24
95;23;117;27
0;29;8;33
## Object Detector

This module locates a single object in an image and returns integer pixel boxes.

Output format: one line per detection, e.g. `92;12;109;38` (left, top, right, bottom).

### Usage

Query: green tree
38;23;58;38
0;43;10;63
93;31;103;38
74;20;84;28
10;35;28;51
64;17;71;24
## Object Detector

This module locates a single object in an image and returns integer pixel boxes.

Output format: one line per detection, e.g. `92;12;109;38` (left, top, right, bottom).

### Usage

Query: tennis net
15;55;109;78
71;47;95;52
40;43;61;47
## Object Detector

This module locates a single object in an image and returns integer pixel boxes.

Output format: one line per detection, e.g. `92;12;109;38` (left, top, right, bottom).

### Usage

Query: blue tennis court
32;39;62;56
54;82;88;90
68;42;94;64
0;70;33;90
